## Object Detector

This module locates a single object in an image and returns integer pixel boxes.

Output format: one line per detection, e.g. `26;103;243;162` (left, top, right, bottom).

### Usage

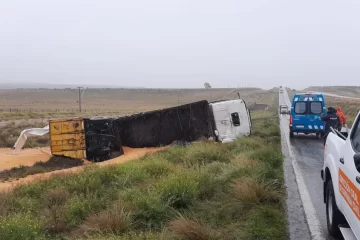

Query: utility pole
78;87;83;112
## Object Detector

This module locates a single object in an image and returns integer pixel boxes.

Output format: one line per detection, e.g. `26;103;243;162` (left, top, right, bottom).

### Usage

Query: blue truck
289;93;327;138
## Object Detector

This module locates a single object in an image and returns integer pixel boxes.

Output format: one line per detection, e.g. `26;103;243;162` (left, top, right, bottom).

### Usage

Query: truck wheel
326;180;346;238
316;132;322;139
290;130;294;138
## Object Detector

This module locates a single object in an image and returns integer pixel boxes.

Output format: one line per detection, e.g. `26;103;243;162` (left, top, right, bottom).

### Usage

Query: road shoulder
280;121;312;240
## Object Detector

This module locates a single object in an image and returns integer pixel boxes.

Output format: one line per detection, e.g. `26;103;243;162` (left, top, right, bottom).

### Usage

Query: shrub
249;147;283;169
204;162;229;175
184;142;232;166
120;188;173;229
0;192;13;215
40;205;67;234
168;216;214;240
231;178;283;206
229;137;263;153
157;172;198;209
196;173;224;200
162;142;231;167
255;164;284;183
0;213;46;240
86;231;165;240
44;188;70;207
64;194;106;228
13;196;41;214
243;206;287;240
80;203;133;235
231;155;258;167
140;157;175;178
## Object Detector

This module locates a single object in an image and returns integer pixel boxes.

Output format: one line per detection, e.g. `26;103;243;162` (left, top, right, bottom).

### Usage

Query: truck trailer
48;98;252;161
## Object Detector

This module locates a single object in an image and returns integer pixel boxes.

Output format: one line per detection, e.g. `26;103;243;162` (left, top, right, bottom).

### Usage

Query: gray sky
1;0;360;89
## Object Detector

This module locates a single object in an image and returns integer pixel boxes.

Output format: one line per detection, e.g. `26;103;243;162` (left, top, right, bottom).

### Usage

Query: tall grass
0;111;287;240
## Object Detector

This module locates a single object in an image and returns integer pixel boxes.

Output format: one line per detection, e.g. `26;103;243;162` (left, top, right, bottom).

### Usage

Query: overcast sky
1;0;360;89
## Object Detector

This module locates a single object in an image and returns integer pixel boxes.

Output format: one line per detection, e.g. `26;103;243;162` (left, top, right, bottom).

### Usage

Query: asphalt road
279;89;335;240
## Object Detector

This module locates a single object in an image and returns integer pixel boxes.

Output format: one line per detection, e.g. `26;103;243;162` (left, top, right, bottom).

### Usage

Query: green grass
0;112;287;240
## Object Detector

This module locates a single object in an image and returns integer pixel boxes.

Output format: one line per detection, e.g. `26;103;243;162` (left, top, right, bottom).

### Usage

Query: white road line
279;89;323;240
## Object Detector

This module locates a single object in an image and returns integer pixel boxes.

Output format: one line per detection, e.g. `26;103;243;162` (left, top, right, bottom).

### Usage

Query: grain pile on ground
0;146;166;191
0;147;53;171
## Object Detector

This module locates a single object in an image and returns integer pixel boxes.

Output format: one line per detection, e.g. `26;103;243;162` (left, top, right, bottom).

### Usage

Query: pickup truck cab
289;93;326;138
322;111;360;239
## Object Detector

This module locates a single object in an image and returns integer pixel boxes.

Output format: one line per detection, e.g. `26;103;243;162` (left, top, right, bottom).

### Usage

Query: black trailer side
116;100;215;148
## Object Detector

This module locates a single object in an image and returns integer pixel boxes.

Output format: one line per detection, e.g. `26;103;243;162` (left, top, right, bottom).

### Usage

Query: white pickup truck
322;111;360;240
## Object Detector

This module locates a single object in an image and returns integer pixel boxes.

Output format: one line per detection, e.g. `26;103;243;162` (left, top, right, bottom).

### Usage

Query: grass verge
0;112;287;240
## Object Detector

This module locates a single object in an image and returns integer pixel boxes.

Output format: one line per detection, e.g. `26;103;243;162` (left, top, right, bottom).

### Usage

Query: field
0;88;286;240
0;88;272;121
305;86;360;98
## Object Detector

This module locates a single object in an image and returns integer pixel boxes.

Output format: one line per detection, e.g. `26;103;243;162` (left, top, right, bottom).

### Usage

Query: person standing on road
321;107;340;145
336;107;347;131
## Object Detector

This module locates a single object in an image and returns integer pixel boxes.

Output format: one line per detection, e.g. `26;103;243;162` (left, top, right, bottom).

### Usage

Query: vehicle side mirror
354;153;360;172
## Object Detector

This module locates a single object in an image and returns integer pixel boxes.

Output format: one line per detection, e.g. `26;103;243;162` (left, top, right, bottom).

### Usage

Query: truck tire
326;180;346;238
316;132;321;139
290;130;294;138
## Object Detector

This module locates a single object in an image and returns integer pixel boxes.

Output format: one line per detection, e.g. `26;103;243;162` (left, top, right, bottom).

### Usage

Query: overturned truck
49;99;252;161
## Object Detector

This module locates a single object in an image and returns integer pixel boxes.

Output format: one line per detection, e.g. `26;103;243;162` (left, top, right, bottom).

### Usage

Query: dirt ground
0;147;58;171
0;146;166;191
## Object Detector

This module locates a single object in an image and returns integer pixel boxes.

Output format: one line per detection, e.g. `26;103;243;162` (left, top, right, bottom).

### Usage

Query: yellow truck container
49;118;86;159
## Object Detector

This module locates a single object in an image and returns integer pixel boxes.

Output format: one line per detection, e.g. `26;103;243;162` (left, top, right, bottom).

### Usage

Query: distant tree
204;82;212;89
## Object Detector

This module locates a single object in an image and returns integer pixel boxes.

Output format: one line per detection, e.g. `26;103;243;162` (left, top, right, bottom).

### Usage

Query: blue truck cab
289;93;327;138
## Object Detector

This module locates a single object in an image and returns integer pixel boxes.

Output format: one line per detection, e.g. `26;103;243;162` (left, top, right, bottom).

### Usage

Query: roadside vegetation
0;111;287;240
0;121;49;148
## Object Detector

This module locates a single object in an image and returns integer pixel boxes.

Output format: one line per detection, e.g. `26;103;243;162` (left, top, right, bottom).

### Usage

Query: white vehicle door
338;115;360;238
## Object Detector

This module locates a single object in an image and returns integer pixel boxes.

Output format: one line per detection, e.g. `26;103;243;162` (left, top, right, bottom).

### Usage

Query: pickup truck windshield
352;120;360;152
310;102;322;114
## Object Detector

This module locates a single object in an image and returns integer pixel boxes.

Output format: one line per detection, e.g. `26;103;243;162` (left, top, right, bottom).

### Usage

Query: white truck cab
322;111;360;240
209;99;252;143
